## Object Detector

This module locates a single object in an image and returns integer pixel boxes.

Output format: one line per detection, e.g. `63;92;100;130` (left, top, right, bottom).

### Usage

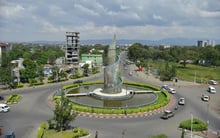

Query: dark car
73;80;83;84
161;110;175;119
5;131;15;138
0;96;4;100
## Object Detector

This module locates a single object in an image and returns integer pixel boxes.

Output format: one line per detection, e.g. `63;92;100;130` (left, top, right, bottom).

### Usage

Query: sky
0;0;220;42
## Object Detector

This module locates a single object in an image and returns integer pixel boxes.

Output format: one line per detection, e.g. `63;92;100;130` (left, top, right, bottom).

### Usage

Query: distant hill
30;38;220;46
81;38;220;46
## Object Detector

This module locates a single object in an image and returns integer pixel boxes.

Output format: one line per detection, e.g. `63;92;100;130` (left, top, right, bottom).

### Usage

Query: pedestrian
95;130;98;138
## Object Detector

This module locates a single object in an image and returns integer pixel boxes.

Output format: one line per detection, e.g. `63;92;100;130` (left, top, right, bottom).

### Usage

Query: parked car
201;94;209;102
73;80;83;84
161;110;175;119
178;97;185;105
208;86;216;94
4;131;15;138
0;104;10;113
208;80;218;85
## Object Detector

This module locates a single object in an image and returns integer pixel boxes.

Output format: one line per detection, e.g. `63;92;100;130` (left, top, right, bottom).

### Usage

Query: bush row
29;82;44;86
5;94;21;104
36;122;47;138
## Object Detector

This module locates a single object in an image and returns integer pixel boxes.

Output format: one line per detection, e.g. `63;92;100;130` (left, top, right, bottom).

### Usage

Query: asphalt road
0;52;220;137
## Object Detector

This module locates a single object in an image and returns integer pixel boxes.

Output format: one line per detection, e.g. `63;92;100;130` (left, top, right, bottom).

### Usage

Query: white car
0;103;10;112
201;94;209;102
168;87;176;94
208;80;218;85
208;86;216;94
178;97;185;105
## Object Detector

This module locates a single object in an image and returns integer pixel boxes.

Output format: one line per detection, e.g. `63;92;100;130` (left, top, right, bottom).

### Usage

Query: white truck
0;103;10;112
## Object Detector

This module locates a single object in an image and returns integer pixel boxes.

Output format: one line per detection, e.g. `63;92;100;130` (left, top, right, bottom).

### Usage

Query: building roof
0;42;9;47
81;54;102;57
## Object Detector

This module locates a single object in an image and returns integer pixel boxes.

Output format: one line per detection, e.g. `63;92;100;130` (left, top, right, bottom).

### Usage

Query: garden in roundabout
60;81;171;115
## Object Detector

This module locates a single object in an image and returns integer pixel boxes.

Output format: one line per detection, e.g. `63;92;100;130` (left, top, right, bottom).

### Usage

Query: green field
148;61;220;83
176;64;220;83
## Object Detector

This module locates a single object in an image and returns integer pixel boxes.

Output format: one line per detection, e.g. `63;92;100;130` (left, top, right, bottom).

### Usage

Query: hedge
179;118;207;131
5;94;21;104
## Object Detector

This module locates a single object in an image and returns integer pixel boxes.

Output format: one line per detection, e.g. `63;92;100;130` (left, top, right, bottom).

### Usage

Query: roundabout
55;81;172;118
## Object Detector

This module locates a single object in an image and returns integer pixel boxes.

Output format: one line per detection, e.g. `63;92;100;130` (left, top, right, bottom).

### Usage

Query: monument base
90;88;134;100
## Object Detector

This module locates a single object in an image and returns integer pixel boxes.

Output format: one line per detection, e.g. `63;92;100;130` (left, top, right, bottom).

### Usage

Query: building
81;54;103;66
197;40;215;47
0;42;12;66
65;32;80;69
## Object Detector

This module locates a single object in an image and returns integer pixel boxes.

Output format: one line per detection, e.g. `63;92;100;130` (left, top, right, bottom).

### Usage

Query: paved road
0;52;219;137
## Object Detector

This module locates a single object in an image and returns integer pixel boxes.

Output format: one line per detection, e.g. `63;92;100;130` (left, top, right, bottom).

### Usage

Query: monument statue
103;34;122;94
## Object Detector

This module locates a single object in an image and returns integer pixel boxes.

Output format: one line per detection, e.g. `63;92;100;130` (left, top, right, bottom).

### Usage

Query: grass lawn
42;127;89;138
176;64;220;83
147;61;220;83
43;130;74;138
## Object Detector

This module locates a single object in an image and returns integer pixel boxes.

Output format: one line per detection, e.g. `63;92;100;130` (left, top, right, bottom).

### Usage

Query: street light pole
191;113;193;138
206;102;209;136
194;71;197;83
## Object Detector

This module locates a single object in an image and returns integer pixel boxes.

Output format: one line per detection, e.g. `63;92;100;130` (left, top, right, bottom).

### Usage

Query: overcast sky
0;0;220;42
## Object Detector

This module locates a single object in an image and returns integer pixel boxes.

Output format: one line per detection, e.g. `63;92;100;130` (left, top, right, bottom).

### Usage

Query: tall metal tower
65;32;80;68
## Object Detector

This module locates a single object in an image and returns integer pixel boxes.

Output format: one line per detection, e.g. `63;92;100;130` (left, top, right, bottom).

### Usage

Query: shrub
150;134;168;138
37;122;47;138
179;118;207;131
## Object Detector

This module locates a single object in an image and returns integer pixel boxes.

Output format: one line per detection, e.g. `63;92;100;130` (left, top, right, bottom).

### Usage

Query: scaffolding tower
65;32;80;68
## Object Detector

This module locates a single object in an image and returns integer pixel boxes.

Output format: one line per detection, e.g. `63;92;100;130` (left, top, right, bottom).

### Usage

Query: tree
82;63;89;75
159;62;176;81
50;91;77;131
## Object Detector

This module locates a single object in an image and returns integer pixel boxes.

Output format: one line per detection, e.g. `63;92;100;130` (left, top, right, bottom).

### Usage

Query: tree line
127;43;220;80
127;43;220;67
0;43;65;88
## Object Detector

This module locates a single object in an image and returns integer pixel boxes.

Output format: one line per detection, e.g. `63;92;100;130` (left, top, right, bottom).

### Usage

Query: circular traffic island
56;81;171;117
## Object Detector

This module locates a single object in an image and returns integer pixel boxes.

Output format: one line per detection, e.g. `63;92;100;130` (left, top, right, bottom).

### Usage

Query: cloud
0;2;25;18
152;14;163;20
0;0;220;42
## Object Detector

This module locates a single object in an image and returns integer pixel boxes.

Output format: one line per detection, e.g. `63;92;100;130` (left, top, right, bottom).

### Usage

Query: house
81;54;103;66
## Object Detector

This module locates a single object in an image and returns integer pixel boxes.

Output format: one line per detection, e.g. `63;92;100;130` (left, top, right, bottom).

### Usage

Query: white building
197;40;215;47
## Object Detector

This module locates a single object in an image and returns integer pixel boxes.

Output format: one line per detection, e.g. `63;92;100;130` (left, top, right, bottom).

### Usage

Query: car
168;87;176;94
208;86;216;94
73;80;83;84
178;97;185;105
208;80;218;85
201;94;209;102
0;95;4;100
0;104;10;113
4;131;15;138
161;85;169;91
161;110;175;119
